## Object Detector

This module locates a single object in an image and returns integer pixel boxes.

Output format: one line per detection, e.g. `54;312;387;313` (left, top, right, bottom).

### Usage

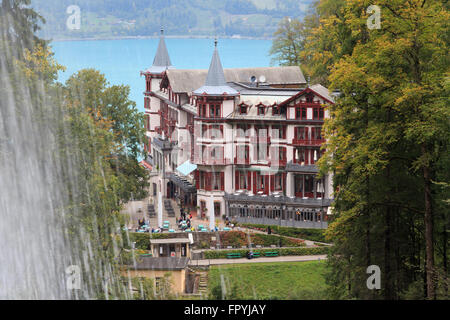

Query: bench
226;253;241;259
140;253;153;257
252;252;261;258
264;251;279;257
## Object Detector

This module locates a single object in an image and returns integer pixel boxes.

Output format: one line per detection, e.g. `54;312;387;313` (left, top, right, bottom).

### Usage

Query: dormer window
239;104;248;114
272;105;280;115
257;104;265;115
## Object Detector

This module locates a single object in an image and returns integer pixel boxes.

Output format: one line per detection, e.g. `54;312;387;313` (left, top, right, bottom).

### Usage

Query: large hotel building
141;32;334;230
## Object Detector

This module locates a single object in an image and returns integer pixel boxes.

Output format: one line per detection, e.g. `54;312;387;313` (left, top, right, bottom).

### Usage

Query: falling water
0;9;127;300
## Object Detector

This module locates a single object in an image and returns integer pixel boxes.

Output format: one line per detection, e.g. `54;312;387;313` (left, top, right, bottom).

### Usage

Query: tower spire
152;27;172;68
193;38;238;96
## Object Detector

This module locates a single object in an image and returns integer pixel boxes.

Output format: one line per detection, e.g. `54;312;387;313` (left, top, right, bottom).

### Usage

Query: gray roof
146;30;172;74
130;257;190;271
167;66;306;94
309;84;334;103
150;238;191;244
193;42;238;96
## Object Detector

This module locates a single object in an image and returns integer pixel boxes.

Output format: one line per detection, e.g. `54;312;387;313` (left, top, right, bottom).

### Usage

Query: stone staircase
197;271;209;297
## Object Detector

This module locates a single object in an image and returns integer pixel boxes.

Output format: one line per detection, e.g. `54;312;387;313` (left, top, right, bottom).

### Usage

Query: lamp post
158;190;163;229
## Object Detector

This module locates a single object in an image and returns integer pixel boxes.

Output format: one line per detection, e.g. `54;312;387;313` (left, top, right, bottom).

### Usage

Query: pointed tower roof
146;28;173;74
193;39;238;96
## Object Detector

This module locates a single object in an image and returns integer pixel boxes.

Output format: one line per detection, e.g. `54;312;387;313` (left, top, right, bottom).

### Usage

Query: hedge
218;231;305;248
124;232;174;250
240;224;330;243
203;246;329;259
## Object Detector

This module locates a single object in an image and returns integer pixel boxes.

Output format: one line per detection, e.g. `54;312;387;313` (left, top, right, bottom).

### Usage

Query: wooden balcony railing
250;136;271;144
234;157;250;165
292;138;325;146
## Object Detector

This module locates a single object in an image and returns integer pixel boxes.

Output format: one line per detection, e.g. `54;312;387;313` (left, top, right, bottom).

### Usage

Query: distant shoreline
47;34;275;43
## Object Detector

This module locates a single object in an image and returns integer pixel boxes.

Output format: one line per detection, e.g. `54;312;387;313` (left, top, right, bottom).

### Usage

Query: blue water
51;38;274;112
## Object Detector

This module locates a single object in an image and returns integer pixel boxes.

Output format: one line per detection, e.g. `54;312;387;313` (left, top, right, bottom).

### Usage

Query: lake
51;38;274;112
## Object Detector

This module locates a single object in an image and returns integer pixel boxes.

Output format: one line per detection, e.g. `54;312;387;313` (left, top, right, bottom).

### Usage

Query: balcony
292;138;325;146
234;157;250;165
195;158;231;166
270;159;287;167
250;136;271;144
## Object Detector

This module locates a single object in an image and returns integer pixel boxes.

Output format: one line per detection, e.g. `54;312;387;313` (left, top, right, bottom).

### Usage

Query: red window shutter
264;175;269;194
247;171;252;191
283;127;286;139
253;172;257;194
282;148;286;160
305;127;309;141
220;172;225;191
282;173;287;192
206;172;211;191
195;170;199;189
311;127;316;141
270;175;275;192
235;171;240;190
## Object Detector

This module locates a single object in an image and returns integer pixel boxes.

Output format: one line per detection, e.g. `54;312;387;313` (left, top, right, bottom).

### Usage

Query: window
312;127;322;140
210;125;223;139
271;125;286;139
295;175;303;195
236;171;249;190
257;105;265;115
295;147;306;164
239;104;247;114
313;107;324;120
199;171;206;189
209;104;221;118
311;148;321;164
295;106;307;119
199;104;207;117
236;171;251;191
257;126;268;137
305;175;314;193
274;173;283;191
236;124;250;138
295;127;308;140
257;144;268;161
212;173;221;190
272;105;280;115
236;145;249;161
306;93;314;103
272;146;286;162
257;174;265;190
211;146;223;160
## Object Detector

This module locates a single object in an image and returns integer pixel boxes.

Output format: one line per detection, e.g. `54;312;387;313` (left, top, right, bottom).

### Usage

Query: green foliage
208;261;328;299
241;224;329;243
203;246;329;259
290;0;450;300
30;0;315;40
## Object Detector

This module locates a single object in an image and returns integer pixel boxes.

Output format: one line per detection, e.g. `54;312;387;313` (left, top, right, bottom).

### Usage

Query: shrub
203;246;329;259
241;224;330;243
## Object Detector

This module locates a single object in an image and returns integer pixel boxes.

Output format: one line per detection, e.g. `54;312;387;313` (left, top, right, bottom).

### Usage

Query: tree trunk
422;147;435;299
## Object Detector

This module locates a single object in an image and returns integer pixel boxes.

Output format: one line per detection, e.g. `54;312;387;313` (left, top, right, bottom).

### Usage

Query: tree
317;0;449;300
269;17;305;67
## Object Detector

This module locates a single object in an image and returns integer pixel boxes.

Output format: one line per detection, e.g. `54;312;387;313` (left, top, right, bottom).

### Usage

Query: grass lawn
207;260;328;300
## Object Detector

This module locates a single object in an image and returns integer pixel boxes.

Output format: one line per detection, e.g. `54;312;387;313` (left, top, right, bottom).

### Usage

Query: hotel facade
141;32;334;230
